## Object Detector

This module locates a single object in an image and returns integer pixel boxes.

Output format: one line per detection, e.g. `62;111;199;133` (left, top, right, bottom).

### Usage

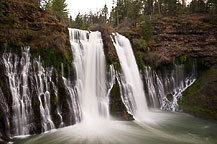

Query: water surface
13;111;217;144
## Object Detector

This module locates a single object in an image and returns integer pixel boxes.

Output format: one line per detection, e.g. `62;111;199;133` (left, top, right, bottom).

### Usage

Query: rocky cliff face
126;14;217;121
179;66;217;120
123;14;217;68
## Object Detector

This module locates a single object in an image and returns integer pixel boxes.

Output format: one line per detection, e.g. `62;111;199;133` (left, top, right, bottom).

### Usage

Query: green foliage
42;0;68;23
52;0;68;21
179;55;187;64
189;0;207;13
30;46;72;78
72;5;109;29
140;18;153;41
114;62;121;72
135;51;145;71
138;37;148;51
160;0;183;16
179;66;217;120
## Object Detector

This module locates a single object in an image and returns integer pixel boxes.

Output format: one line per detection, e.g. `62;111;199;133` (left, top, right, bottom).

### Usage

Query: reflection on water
13;111;217;144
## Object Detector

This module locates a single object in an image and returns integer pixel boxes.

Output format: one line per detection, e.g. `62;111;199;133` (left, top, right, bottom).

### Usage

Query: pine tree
101;4;108;22
52;0;68;22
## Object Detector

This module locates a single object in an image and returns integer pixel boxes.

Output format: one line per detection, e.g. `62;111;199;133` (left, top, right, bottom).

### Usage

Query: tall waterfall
68;28;109;122
112;33;148;120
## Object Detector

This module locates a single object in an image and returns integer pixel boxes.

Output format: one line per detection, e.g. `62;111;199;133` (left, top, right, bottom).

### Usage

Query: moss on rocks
0;0;73;75
109;79;133;120
179;66;217;120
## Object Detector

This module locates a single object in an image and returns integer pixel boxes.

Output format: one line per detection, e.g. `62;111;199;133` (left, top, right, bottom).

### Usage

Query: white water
62;76;81;124
144;64;196;111
3;47;33;135
33;58;55;132
112;33;148;120
68;28;109;122
2;47;67;136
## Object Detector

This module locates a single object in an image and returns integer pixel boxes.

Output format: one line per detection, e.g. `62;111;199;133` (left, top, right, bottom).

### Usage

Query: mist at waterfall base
12;29;217;144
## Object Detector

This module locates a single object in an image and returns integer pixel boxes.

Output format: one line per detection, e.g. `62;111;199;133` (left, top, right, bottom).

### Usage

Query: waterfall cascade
68;28;110;122
0;29;198;139
3;47;33;135
1;47;74;136
112;33;197;121
144;65;196;111
112;33;148;120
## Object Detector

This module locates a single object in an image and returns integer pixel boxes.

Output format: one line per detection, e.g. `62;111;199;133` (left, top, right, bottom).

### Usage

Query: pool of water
13;111;217;144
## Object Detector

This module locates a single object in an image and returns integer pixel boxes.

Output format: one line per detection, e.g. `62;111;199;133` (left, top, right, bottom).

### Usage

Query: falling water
62;76;81;124
144;64;196;111
112;33;148;120
2;47;68;136
68;28;109;122
3;47;33;136
107;65;116;98
33;58;55;132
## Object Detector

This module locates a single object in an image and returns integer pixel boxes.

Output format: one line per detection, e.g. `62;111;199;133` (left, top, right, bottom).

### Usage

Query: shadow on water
13;111;217;144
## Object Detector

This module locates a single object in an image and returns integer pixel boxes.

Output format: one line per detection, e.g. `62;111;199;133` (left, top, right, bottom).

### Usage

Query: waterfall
0;28;199;139
68;28;109;122
144;64;196;111
112;33;148;120
107;65;116;98
62;77;81;124
33;58;55;132
2;47;67;136
3;47;33;136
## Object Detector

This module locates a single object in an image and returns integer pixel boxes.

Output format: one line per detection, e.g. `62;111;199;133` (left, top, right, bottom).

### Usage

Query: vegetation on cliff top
0;0;72;75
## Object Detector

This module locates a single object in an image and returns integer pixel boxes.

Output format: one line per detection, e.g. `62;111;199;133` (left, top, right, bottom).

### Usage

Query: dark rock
90;23;119;65
109;79;134;121
179;66;217;120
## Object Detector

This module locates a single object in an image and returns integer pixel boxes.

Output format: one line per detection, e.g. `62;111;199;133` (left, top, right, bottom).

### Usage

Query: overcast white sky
66;0;192;19
66;0;113;19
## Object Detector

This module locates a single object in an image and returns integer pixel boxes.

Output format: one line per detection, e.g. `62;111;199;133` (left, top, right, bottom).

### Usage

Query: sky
66;0;192;19
66;0;113;19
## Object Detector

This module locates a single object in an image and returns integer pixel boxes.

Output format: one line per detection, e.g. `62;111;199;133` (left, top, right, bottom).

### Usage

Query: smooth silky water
13;111;217;144
11;30;217;144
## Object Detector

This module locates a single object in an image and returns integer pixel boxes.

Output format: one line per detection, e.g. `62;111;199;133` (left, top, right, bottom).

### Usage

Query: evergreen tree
141;17;153;41
52;0;68;22
189;0;207;13
44;0;52;12
101;4;109;22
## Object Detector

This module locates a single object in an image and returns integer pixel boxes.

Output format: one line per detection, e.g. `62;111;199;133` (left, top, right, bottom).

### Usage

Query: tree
142;0;154;16
189;0;207;13
52;0;68;22
141;17;153;41
207;0;217;14
101;4;109;22
44;0;52;12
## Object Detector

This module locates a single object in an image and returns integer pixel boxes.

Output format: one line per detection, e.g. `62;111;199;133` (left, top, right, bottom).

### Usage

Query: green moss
114;62;121;72
135;51;145;72
138;37;147;51
179;55;187;64
179;66;217;120
30;46;72;78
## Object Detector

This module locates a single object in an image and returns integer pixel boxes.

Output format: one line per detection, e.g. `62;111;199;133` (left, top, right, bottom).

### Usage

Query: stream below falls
13;111;217;144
